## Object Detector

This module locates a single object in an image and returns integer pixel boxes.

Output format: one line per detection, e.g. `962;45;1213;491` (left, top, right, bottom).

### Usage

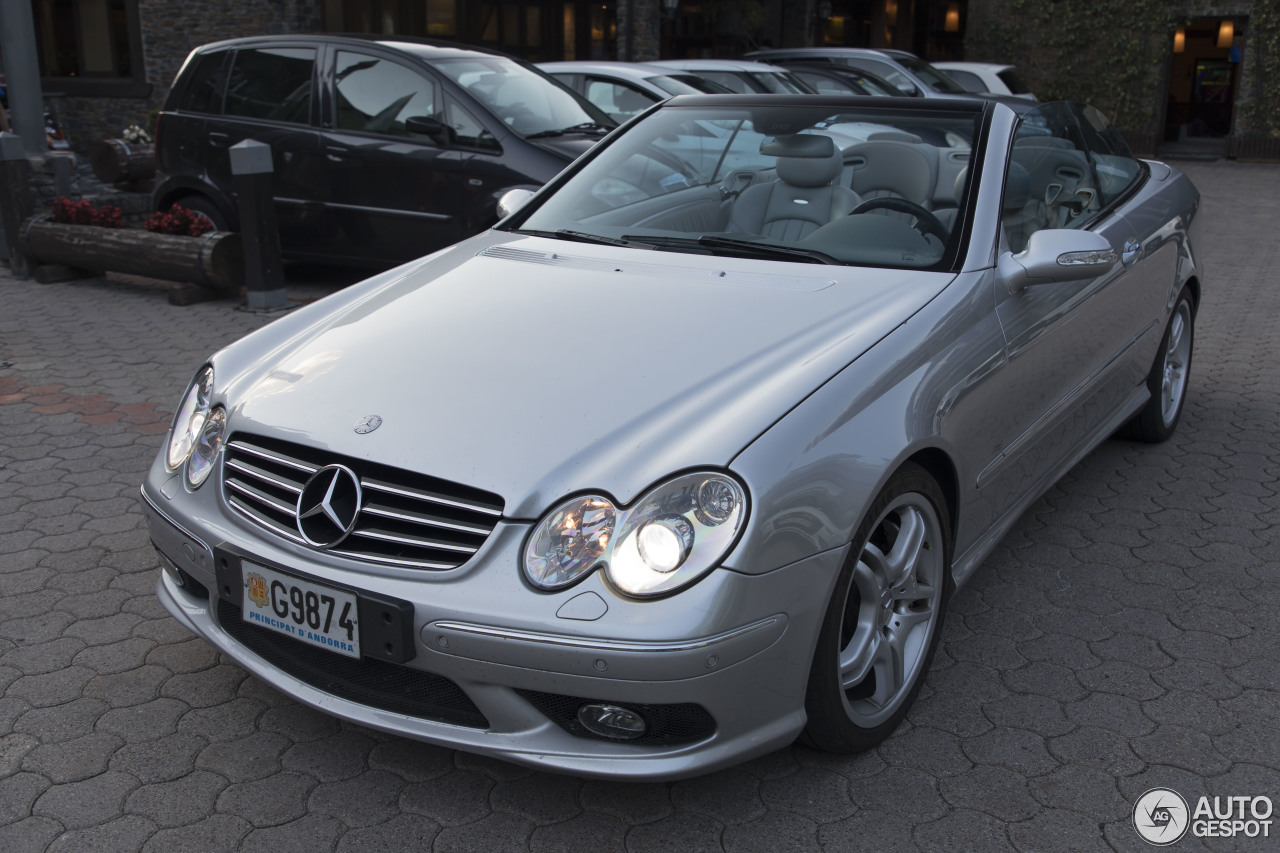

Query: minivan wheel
174;196;229;233
801;463;952;753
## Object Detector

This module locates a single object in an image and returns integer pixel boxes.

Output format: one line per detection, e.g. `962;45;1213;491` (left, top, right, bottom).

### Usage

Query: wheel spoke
880;507;925;589
839;625;878;689
868;627;906;708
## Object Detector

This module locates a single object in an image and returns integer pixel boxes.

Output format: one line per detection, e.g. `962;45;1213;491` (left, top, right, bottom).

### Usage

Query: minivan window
225;47;315;123
435;55;608;137
444;96;500;151
335;51;437;137
176;50;229;114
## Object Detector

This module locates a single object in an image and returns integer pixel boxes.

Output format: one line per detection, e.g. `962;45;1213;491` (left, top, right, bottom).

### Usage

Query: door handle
325;147;347;162
208;132;230;148
1121;239;1141;266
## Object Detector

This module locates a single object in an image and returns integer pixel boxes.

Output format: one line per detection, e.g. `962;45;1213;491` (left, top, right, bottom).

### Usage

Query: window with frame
224;47;315;124
32;0;147;95
334;51;438;138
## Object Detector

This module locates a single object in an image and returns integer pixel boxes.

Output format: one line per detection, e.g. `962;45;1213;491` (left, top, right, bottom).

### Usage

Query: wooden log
20;217;243;291
34;263;94;284
90;139;156;183
168;282;228;306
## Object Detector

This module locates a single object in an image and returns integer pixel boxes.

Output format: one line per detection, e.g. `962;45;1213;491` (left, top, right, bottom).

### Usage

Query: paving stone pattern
1;161;1278;851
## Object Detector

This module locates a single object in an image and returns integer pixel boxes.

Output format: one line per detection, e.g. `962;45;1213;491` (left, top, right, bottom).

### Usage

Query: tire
174;195;230;233
801;463;952;753
1120;286;1195;443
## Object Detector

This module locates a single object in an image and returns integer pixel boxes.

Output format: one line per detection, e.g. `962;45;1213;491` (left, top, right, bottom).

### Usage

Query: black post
229;139;287;311
0;132;34;278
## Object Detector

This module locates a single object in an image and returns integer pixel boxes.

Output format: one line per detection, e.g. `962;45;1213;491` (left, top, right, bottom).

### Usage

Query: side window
695;71;752;94
445;97;501;152
334;51;438;138
1072;104;1143;206
1004;102;1096;251
175;51;229;114
846;59;913;94
584;78;658;121
225;48;315;123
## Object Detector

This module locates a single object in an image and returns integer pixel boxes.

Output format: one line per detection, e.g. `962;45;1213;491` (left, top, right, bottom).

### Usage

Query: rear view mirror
496;188;536;220
999;229;1117;293
405;115;453;146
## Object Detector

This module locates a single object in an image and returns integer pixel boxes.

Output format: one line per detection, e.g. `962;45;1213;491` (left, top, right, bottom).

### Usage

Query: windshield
434;55;613;136
897;56;969;94
511;103;983;271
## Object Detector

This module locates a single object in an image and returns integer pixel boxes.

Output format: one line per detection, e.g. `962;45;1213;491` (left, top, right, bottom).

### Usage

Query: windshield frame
498;95;994;274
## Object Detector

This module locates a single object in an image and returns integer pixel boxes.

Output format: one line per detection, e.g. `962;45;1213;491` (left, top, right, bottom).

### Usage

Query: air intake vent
222;434;503;570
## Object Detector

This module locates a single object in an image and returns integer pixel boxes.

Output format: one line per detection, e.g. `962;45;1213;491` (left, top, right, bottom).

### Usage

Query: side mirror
999;229;1118;294
897;83;921;97
405;115;452;146
496;188;536;220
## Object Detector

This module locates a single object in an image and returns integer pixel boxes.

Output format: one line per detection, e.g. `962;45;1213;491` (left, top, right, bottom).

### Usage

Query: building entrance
1164;18;1243;149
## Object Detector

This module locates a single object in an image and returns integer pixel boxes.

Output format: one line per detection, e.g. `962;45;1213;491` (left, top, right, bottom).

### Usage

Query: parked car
934;61;1036;100
538;61;730;122
746;47;970;98
146;93;1201;781
647;59;814;95
153;35;615;268
783;63;901;97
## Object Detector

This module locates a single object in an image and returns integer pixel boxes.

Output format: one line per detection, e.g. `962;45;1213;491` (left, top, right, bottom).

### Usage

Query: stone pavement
1;160;1278;852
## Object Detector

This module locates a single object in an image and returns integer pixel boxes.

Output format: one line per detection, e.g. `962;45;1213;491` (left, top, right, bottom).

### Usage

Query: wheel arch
901;446;959;551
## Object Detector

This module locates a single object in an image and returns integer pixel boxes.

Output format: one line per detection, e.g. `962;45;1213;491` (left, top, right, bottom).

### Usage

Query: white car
933;61;1037;101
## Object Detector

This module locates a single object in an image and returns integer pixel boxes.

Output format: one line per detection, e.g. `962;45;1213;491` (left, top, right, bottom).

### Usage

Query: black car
154;35;615;268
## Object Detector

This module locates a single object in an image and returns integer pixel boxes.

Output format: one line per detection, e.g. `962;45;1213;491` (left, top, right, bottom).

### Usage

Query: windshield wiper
621;234;841;265
526;121;614;139
518;229;634;247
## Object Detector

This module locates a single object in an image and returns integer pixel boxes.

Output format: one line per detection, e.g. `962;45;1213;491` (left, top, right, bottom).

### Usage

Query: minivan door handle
208;132;230;148
325;146;348;162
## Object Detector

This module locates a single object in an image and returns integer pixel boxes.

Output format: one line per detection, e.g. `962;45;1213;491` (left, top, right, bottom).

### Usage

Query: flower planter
19;215;243;292
90;138;157;184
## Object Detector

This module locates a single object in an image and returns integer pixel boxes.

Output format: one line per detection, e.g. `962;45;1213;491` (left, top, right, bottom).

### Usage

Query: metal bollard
0;131;34;277
229;139;287;311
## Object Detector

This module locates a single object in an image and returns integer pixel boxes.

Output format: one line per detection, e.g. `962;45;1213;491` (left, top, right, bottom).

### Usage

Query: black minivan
154;35;615;267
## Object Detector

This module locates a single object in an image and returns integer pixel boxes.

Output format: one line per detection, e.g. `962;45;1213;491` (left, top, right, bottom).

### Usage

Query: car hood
220;233;953;517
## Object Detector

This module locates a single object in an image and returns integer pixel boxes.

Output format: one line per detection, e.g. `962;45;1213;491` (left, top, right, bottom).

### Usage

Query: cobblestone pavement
2;160;1278;852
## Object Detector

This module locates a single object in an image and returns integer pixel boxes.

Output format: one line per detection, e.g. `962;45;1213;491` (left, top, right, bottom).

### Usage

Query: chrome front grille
222;434;504;570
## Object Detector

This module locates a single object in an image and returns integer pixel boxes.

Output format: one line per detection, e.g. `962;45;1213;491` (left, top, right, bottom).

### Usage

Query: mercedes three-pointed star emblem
296;464;362;548
354;415;382;434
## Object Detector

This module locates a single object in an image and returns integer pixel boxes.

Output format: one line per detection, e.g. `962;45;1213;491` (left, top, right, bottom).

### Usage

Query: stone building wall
55;0;323;154
964;0;1277;153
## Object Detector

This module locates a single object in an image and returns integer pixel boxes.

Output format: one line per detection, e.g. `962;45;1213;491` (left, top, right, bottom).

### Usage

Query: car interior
513;103;1141;271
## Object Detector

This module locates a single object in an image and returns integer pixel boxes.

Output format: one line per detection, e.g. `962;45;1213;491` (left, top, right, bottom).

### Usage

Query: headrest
763;134;842;188
868;130;923;144
1003;162;1031;212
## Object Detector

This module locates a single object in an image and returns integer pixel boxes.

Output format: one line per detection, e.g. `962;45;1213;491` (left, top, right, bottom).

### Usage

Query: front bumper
142;472;845;781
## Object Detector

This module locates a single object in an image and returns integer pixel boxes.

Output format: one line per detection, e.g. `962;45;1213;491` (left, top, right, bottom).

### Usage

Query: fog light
577;703;647;740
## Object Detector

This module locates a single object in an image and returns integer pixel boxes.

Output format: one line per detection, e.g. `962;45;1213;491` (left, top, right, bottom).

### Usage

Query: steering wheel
849;197;949;244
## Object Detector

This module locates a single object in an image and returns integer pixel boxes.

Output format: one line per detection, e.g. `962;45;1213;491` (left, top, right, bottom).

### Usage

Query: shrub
49;197;124;228
145;205;214;237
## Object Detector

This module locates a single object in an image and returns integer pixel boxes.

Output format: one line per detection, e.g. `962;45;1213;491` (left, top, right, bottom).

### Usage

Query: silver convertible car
143;95;1201;780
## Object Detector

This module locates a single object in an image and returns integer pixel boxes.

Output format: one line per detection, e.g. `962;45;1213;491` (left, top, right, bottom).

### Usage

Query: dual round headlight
166;366;225;489
523;472;747;598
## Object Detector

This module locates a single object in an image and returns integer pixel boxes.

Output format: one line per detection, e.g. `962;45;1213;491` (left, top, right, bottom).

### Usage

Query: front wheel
802;463;952;752
1120;286;1195;443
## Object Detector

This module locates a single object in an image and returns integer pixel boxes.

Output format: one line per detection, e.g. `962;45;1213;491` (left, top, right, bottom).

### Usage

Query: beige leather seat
727;135;861;240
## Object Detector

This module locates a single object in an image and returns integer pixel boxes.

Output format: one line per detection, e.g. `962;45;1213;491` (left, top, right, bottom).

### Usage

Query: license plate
240;563;361;659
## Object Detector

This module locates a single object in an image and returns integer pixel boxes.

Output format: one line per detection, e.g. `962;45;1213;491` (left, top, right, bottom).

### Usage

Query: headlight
166;366;213;471
523;472;747;598
186;406;226;488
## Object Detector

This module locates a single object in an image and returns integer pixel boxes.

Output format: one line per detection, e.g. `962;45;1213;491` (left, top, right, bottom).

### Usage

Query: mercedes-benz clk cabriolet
143;94;1201;780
